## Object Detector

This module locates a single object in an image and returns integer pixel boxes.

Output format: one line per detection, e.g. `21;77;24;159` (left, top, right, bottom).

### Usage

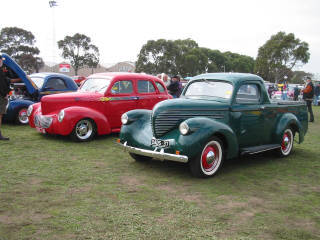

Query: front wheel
189;137;224;178
276;128;294;157
71;119;96;142
16;108;29;124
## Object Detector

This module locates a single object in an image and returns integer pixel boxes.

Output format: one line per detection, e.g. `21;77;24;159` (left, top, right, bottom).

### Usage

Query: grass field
0;107;319;240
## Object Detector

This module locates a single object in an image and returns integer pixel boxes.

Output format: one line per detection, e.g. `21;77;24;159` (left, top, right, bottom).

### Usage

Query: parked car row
2;54;309;178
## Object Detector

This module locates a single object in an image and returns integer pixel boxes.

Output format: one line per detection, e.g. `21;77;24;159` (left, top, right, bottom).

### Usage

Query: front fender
4;99;35;122
179;117;239;160
62;106;111;135
120;109;153;149
274;113;305;144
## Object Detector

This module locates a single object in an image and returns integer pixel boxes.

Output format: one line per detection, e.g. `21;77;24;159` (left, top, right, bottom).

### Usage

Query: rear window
138;80;156;93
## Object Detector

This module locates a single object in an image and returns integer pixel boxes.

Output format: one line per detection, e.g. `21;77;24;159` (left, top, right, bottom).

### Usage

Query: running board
240;144;281;155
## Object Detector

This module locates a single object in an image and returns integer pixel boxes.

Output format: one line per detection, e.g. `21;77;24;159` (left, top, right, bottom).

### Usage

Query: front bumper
118;141;188;163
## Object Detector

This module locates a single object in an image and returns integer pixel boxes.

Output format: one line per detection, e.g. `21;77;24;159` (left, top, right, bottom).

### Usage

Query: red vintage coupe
27;72;172;141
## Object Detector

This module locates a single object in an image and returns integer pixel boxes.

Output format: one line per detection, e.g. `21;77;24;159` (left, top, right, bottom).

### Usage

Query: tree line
0;27;311;83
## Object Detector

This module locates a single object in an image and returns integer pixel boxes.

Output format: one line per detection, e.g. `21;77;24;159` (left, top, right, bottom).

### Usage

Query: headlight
179;121;190;135
27;105;33;117
121;113;129;125
58;110;65;122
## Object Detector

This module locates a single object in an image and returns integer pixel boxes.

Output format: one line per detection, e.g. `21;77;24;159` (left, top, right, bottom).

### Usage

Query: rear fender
62;106;111;135
275;113;304;144
184;117;239;160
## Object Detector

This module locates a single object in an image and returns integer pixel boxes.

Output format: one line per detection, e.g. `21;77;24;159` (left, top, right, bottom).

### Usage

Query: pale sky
1;0;320;75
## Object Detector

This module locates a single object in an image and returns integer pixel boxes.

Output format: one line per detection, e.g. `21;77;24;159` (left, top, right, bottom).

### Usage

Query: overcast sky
2;0;320;75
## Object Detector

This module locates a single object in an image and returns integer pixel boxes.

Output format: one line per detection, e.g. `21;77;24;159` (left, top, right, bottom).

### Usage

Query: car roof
30;72;72;79
87;72;159;80
191;72;264;84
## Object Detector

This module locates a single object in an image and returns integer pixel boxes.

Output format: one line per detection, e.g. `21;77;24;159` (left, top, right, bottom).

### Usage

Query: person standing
293;85;300;101
302;77;314;122
0;55;21;140
167;75;182;98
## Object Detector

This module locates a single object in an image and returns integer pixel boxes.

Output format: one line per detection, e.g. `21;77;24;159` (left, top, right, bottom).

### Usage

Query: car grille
34;115;53;129
152;109;224;138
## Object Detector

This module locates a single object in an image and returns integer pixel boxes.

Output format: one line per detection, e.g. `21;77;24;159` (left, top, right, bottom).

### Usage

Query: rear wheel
71;119;96;142
276;128;294;157
189;137;224;178
16;108;29;124
129;153;152;162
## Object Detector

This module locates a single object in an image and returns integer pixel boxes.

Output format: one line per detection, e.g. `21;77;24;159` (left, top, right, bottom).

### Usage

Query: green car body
119;73;308;177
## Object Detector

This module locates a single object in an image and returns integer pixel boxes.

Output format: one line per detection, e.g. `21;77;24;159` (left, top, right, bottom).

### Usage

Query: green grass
0;107;320;240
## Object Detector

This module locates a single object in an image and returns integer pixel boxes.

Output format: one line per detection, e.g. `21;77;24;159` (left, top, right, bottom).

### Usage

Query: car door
136;79;160;109
231;82;265;147
106;79;138;129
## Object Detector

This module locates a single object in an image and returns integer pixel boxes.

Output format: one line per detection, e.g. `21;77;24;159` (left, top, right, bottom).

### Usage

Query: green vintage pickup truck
118;73;308;177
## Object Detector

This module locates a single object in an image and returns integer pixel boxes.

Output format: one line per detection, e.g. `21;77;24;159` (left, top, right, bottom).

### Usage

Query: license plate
151;138;170;148
36;127;46;134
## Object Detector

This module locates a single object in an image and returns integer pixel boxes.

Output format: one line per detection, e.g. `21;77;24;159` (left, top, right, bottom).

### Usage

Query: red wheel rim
18;109;28;124
281;130;292;154
201;145;219;172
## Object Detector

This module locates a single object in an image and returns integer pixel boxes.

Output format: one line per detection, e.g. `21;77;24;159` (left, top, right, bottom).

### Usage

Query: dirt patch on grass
66;185;93;198
120;175;145;193
156;184;207;207
29;178;43;185
0;213;51;225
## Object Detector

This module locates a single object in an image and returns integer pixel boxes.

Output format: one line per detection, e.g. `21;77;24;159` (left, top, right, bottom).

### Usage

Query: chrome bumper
118;141;188;163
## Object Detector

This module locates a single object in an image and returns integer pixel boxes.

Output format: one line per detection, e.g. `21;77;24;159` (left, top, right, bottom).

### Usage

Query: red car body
28;72;172;141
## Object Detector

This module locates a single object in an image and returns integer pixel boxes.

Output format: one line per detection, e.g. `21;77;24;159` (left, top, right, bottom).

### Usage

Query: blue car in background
1;53;78;124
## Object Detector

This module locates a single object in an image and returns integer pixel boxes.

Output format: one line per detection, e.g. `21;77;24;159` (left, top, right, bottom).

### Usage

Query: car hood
41;91;102;115
151;97;230;138
2;53;38;95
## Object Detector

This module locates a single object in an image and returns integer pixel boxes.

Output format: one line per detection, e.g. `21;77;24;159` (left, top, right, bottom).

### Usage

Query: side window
138;80;156;93
111;80;133;94
236;84;260;104
155;82;165;93
44;78;67;90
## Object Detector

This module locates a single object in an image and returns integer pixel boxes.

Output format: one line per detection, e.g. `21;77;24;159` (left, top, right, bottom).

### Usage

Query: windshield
184;80;233;99
30;76;45;88
80;77;111;93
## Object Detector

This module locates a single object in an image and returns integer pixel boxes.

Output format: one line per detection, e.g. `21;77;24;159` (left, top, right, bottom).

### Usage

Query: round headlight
58;110;65;122
27;105;33;117
179;121;190;135
121;113;129;125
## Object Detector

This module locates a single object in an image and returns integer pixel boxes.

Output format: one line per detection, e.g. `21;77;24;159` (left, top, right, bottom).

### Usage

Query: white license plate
36;127;46;134
151;138;170;148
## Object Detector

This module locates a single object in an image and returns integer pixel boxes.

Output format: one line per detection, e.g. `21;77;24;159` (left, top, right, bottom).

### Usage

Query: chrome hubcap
75;120;93;139
206;151;215;165
19;110;28;124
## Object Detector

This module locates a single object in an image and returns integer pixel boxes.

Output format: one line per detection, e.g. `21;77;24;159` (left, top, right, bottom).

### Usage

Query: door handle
131;96;139;100
260;106;265;110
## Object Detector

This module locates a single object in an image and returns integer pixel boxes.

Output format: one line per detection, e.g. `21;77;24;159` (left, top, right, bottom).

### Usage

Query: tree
0;27;43;73
255;31;310;83
136;38;255;77
58;33;99;75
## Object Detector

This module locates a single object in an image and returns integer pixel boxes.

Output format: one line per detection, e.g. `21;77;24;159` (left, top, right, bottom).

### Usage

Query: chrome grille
34;115;53;129
153;109;224;137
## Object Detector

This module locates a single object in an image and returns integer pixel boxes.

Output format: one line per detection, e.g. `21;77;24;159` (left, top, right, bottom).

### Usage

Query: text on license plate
151;138;170;148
